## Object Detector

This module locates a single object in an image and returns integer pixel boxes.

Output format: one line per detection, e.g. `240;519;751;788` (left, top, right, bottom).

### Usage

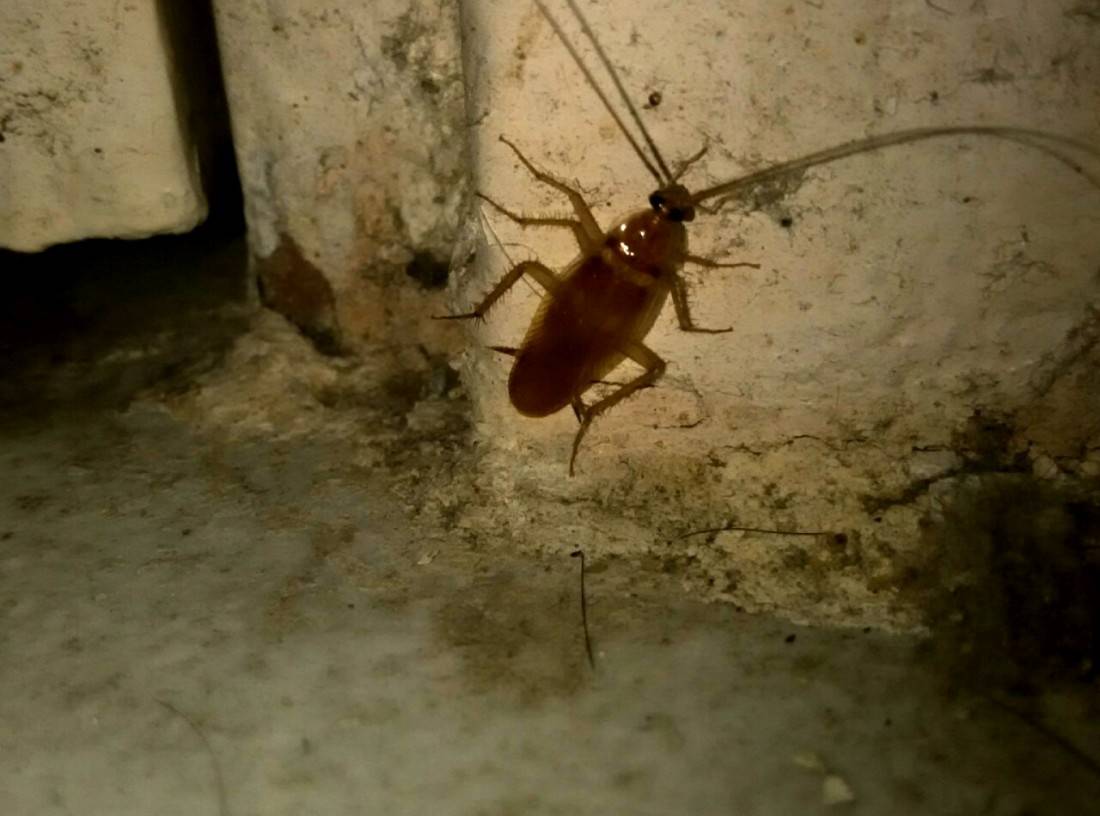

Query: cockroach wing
507;253;671;418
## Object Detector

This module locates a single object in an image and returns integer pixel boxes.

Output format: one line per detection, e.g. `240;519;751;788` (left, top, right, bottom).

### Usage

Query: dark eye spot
646;91;662;108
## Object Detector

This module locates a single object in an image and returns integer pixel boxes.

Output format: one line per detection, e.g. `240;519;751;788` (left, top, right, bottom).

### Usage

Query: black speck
779;216;794;229
785;633;797;644
405;251;450;290
181;528;192;537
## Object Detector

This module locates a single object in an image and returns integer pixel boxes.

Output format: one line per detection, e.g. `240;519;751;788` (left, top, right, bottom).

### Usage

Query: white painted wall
0;1;207;252
452;0;1100;625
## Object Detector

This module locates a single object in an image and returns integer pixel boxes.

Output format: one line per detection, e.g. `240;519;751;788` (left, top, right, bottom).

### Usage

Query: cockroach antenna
691;126;1100;208
533;0;673;185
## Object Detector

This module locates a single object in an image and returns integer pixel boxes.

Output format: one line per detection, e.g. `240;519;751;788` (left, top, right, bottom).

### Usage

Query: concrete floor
1;231;1098;815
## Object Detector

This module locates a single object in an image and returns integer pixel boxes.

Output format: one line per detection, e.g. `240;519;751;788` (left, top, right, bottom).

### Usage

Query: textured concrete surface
448;0;1100;625
2;236;1099;814
212;0;469;351
0;1;209;251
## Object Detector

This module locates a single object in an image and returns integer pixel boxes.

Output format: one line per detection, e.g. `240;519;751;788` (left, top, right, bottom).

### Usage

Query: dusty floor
1;231;1098;815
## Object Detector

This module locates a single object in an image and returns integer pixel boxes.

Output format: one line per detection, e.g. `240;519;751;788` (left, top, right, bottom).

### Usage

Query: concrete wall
211;0;468;354
450;0;1100;626
3;0;1096;629
0;1;208;251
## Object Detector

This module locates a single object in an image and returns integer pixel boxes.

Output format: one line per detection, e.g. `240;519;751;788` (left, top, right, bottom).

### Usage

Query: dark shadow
155;0;245;237
0;225;251;423
0;2;251;425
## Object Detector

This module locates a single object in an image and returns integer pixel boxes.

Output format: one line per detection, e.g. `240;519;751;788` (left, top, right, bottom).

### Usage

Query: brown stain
433;569;587;704
1018;307;1100;459
255;236;341;354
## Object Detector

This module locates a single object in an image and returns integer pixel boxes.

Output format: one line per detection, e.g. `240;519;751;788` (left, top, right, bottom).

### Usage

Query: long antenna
559;0;675;184
691;126;1100;206
533;0;670;186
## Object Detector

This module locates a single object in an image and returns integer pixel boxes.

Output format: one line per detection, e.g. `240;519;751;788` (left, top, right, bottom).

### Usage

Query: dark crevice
155;0;245;237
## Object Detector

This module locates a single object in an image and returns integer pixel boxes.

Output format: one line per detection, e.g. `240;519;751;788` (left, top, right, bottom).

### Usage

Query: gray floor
1;233;1097;815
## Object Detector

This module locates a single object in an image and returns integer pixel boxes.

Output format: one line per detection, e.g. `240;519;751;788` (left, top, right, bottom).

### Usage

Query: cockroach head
649;184;695;223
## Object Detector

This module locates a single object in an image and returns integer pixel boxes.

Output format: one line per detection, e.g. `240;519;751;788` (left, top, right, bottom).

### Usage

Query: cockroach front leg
685;255;760;271
670;274;732;334
675;257;759;333
437;260;561;321
440;136;608;321
571;339;667;476
496;135;604;254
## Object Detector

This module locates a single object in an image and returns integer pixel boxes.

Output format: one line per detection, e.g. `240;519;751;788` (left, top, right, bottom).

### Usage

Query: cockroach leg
497;136;604;251
671;274;732;334
570;339;666;475
488;345;518;357
476;193;594;258
684;254;760;271
436;259;561;321
571;396;586;424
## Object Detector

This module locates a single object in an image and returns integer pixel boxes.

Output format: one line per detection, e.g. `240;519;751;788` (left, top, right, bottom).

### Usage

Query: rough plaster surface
5;366;1099;813
0;1;207;251
212;0;469;351
448;0;1100;626
4;246;1097;811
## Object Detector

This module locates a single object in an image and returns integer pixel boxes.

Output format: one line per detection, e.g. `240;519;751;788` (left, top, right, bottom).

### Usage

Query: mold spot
911;476;1100;692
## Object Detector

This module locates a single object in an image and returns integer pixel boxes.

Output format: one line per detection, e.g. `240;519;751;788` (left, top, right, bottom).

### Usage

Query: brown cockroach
442;0;1099;475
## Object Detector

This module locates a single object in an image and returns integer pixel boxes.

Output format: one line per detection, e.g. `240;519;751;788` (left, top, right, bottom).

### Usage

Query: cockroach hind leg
569;419;592;477
569;343;667;476
571;396;586;424
489;345;518;357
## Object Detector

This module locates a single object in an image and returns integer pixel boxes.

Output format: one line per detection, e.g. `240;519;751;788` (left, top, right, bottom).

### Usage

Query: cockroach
442;0;1100;475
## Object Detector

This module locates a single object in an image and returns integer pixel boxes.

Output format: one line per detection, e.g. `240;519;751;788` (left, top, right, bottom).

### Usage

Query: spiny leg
671;274;732;334
571;396;585;424
570;339;666;476
435;260;560;320
498;136;604;252
478;193;594;259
